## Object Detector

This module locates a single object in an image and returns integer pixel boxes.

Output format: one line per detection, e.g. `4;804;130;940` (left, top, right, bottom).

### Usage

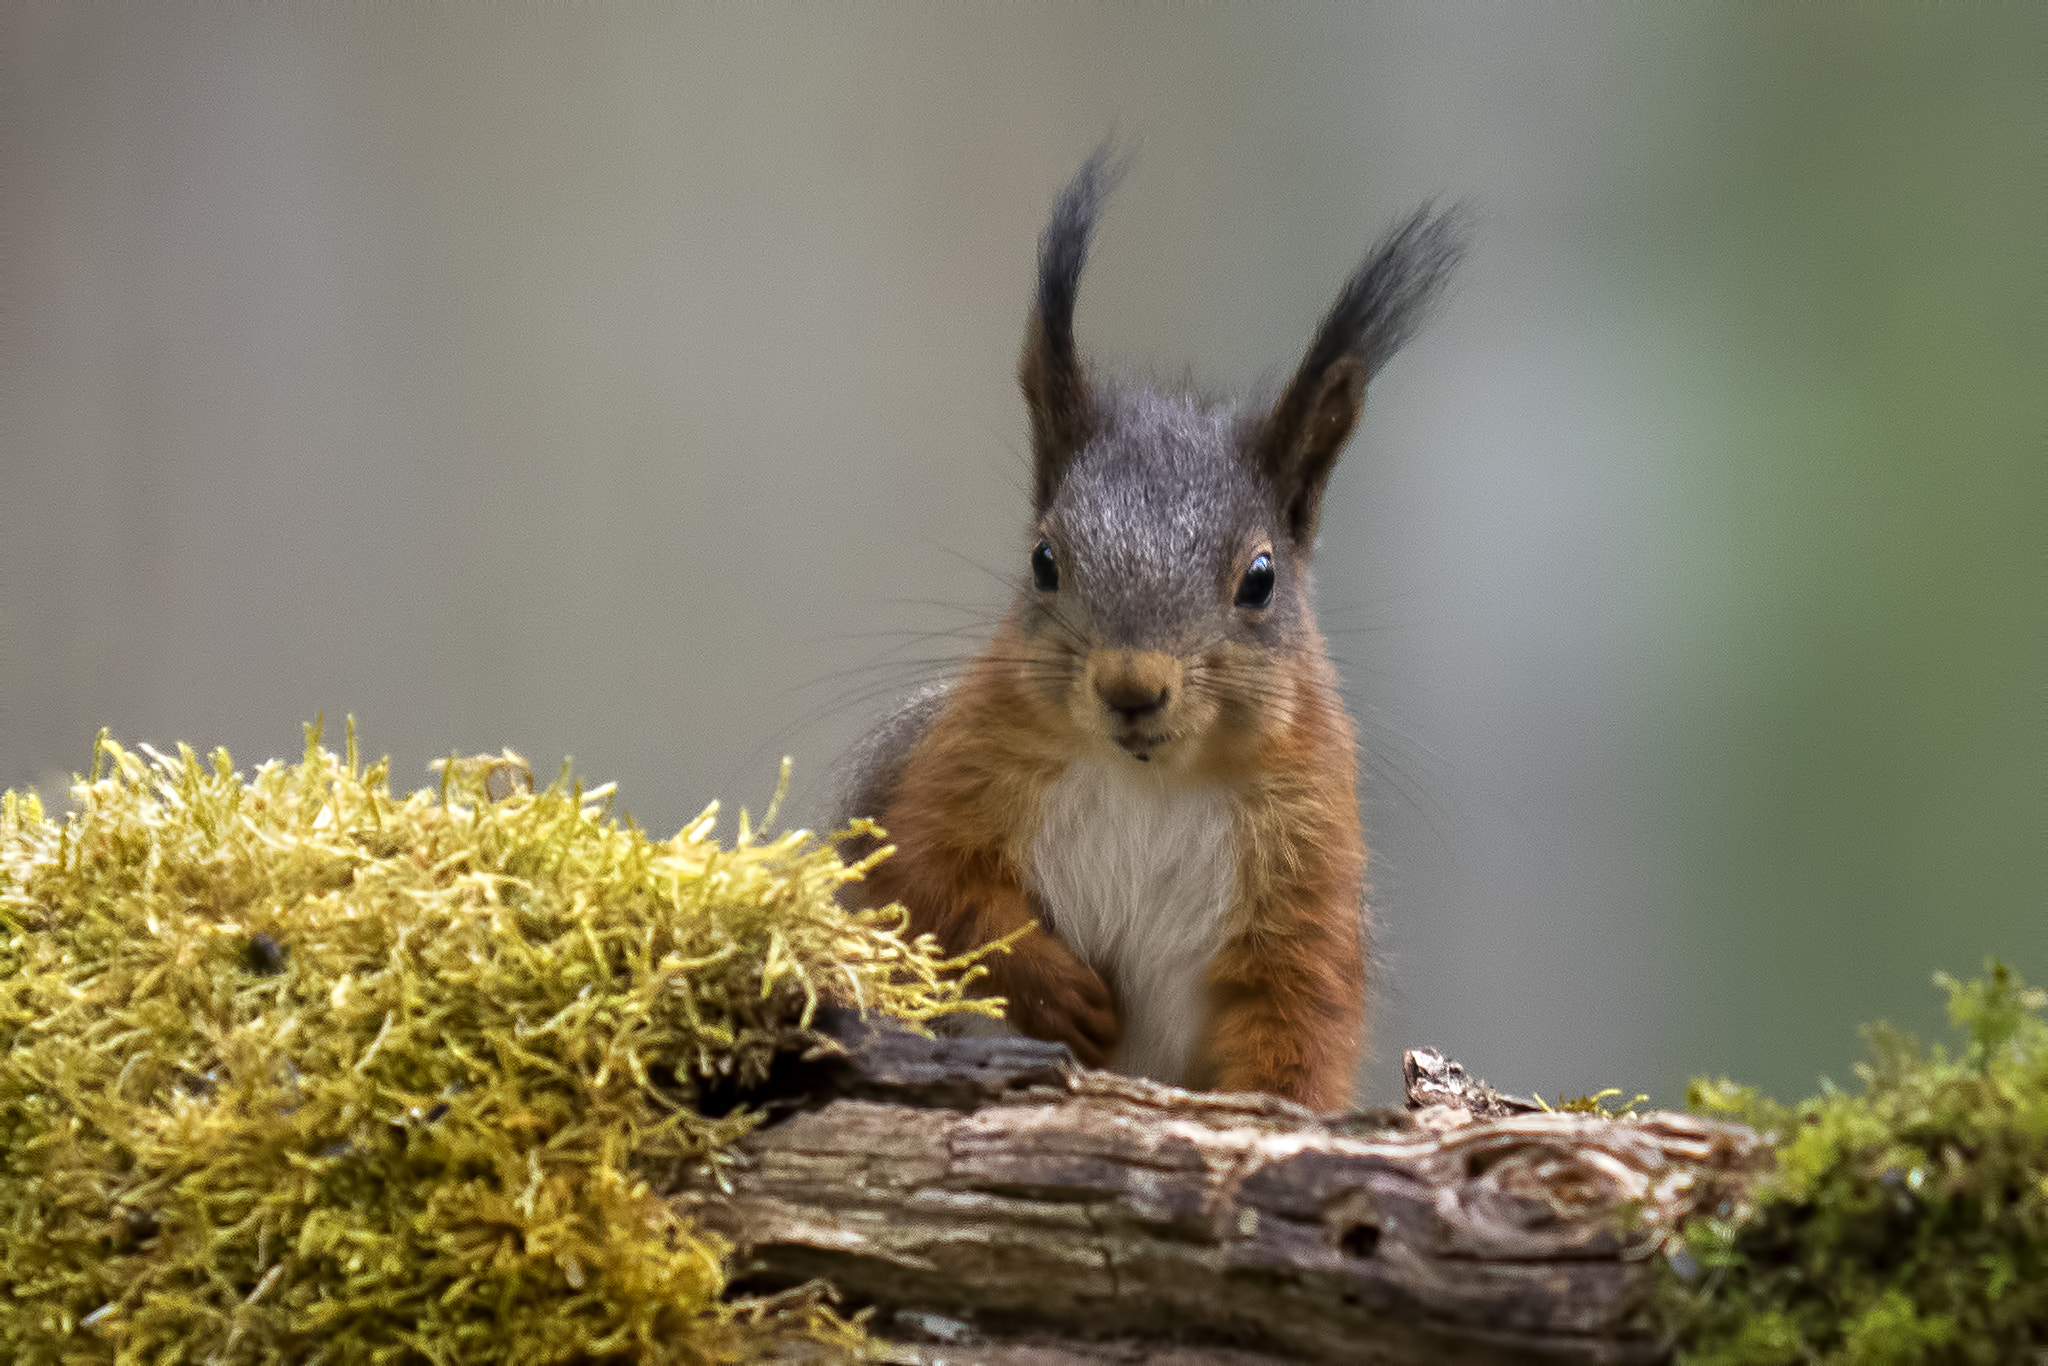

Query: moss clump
0;725;985;1364
1674;961;2048;1363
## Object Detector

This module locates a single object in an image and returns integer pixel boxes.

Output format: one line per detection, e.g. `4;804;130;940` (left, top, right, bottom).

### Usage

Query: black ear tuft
1309;202;1469;388
1259;202;1469;548
1021;142;1128;512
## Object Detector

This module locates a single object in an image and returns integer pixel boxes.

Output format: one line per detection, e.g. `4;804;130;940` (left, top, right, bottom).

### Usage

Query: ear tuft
1259;202;1469;548
1021;142;1128;512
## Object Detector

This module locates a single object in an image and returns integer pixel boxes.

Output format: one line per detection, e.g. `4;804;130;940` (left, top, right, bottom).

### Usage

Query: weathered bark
676;1015;1764;1365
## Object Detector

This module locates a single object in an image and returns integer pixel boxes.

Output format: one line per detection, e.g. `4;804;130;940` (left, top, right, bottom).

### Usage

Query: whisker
870;594;1010;617
1360;745;1458;853
794;655;982;690
939;545;1027;597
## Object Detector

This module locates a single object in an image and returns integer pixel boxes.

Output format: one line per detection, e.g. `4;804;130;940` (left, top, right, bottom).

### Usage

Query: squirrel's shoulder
829;682;957;831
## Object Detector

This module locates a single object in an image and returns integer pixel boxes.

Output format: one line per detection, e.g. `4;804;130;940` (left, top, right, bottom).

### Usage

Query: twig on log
677;1014;1764;1364
1401;1045;1542;1123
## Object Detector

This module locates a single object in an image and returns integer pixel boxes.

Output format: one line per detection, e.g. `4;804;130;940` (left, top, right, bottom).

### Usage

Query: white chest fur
1026;759;1238;1086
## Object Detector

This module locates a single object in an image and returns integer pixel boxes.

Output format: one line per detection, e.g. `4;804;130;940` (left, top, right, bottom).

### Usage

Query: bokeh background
4;4;2040;1107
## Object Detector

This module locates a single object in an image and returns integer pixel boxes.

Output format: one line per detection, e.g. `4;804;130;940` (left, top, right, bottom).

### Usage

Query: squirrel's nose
1096;678;1168;722
1091;649;1181;728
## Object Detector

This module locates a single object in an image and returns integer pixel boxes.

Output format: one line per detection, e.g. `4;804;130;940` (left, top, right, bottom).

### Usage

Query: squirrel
834;148;1465;1110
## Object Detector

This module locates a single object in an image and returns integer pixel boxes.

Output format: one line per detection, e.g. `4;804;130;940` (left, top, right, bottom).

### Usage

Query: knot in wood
1320;1186;1385;1259
1440;1122;1654;1258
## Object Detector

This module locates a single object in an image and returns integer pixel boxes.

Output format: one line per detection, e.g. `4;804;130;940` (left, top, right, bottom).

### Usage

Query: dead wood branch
676;1015;1764;1364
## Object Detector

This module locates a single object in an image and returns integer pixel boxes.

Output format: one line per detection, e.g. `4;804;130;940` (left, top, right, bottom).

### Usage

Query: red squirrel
836;149;1464;1110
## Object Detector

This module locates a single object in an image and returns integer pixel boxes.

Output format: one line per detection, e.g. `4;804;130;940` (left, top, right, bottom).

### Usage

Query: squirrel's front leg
864;847;1120;1067
985;910;1121;1068
1200;886;1366;1112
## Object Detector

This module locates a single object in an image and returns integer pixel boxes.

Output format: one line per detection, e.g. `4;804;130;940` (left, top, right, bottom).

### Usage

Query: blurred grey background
3;4;2041;1107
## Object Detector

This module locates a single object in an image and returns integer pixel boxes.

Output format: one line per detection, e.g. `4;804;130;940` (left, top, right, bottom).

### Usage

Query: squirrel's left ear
1021;144;1125;514
1257;203;1467;550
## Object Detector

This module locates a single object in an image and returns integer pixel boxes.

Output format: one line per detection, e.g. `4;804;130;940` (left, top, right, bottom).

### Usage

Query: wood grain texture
676;1018;1764;1364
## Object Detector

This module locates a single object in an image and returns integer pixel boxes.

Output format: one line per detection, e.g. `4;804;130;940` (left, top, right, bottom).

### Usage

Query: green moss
1674;961;2048;1363
1541;1087;1650;1117
0;724;989;1364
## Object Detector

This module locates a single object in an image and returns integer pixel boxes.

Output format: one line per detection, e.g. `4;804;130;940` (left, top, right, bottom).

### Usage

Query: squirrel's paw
1008;959;1120;1069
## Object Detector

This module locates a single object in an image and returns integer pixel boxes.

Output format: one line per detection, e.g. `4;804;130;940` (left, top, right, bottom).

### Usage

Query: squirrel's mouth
1113;730;1168;762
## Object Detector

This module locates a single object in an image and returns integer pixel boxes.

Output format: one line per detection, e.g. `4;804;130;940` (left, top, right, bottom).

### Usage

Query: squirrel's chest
1025;760;1238;1086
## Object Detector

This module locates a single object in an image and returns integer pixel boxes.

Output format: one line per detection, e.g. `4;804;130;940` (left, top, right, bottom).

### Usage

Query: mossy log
677;1015;1767;1365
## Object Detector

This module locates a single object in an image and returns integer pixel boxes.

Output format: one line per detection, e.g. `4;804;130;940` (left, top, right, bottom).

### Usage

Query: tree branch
677;1015;1764;1364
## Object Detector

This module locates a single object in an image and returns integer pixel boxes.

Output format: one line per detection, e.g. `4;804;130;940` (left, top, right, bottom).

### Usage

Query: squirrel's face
1006;147;1463;771
1016;390;1309;769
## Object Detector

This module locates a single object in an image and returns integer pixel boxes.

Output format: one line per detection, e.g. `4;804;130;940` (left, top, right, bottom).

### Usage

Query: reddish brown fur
850;628;1121;1066
1197;645;1366;1111
848;617;1366;1108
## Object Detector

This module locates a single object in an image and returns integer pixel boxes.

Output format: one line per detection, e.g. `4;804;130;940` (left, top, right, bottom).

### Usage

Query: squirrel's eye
1235;553;1275;609
1031;540;1059;592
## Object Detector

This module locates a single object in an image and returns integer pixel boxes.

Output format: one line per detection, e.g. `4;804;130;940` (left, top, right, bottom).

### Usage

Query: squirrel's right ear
1021;144;1125;513
1257;203;1467;550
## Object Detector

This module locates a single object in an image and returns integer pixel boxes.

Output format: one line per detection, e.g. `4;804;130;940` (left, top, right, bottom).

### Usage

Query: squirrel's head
1009;147;1465;770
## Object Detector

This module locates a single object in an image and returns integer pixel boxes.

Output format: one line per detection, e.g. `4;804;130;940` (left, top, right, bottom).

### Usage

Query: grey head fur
833;148;1466;823
1018;144;1467;660
1029;388;1303;655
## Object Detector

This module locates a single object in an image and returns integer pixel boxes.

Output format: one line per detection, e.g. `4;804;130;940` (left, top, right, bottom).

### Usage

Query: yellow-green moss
0;725;989;1364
